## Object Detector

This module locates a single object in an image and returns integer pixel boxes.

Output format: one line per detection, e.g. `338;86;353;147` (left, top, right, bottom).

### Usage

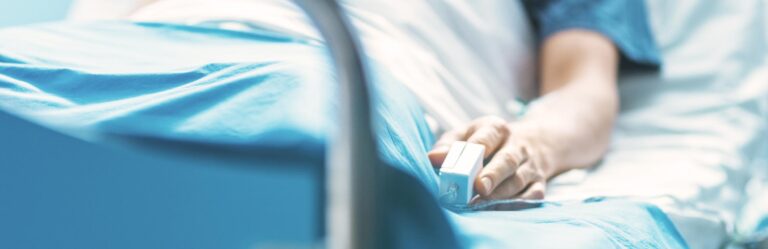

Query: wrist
508;121;563;180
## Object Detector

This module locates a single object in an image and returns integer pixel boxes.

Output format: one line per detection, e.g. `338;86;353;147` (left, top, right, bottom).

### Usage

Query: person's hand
428;116;554;200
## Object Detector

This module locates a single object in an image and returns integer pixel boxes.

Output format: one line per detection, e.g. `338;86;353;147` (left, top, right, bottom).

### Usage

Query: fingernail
481;177;493;194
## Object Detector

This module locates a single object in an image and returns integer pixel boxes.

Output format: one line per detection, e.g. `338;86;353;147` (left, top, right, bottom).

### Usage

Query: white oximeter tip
438;142;484;206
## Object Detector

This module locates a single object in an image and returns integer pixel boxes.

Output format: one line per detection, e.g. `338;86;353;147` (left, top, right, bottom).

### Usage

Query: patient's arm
429;30;619;200
530;29;619;171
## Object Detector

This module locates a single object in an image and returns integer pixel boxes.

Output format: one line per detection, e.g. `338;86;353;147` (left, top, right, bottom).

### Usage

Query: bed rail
293;1;383;248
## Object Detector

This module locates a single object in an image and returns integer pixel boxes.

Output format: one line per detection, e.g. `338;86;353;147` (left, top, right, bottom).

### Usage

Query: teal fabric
450;199;686;248
523;0;661;70
0;22;687;248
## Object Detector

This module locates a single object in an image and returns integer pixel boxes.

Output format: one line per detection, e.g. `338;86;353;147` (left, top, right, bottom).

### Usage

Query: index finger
428;129;466;167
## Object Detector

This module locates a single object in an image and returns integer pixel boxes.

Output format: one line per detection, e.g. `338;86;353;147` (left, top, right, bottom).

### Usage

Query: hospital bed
0;0;766;248
0;1;430;248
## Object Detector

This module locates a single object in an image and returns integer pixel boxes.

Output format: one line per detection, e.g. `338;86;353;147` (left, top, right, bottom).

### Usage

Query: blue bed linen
450;199;686;248
0;22;687;248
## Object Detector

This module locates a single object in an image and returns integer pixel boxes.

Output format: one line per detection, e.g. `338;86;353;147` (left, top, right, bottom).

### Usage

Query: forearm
517;30;619;177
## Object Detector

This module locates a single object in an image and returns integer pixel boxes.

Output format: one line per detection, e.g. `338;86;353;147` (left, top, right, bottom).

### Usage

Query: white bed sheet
547;1;768;248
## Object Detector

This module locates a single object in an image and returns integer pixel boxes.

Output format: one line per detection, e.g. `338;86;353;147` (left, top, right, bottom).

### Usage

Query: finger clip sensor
438;142;484;206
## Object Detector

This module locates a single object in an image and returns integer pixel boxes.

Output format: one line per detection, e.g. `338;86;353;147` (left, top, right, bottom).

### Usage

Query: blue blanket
0;22;687;248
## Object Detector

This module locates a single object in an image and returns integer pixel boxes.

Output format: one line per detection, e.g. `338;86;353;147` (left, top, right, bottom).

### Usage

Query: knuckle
489;118;509;130
520;143;531;159
471;134;485;142
500;174;525;196
480;136;499;150
500;151;520;167
465;123;480;135
515;169;532;186
489;118;507;130
498;124;511;137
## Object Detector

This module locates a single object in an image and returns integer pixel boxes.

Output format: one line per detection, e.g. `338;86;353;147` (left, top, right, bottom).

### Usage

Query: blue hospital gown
524;0;661;70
